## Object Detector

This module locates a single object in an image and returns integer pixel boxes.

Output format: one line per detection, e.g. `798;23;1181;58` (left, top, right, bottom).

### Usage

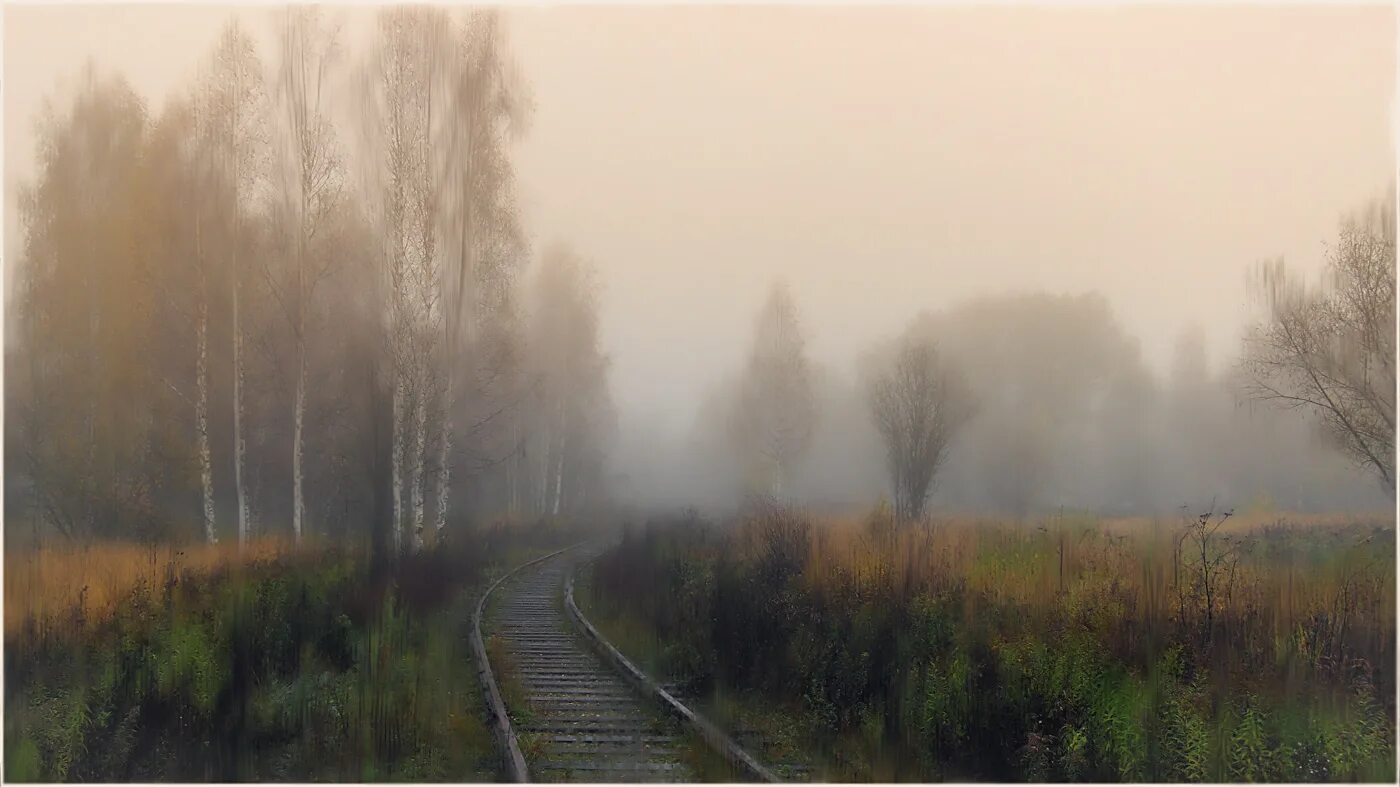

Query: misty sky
4;3;1396;456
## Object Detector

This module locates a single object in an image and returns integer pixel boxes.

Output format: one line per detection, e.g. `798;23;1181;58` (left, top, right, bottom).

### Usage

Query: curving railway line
473;545;779;783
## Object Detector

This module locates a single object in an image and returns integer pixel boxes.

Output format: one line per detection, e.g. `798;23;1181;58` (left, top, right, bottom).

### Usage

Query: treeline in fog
4;8;614;552
662;199;1394;517
5;7;1394;555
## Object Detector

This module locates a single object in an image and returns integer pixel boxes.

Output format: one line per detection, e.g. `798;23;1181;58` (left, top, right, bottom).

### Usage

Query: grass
4;519;576;781
586;505;1397;782
576;565;816;781
5;537;298;639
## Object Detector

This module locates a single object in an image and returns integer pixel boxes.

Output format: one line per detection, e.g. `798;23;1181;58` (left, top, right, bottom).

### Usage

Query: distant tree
521;246;614;517
1244;194;1396;493
731;281;817;498
865;333;970;522
909;292;1143;514
984;405;1053;517
1171;324;1211;388
455;286;527;519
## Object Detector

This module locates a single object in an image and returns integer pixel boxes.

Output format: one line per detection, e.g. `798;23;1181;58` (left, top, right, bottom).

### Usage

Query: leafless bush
865;333;971;523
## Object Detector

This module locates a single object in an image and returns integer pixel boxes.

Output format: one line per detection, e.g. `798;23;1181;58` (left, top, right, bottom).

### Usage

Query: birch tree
273;7;345;543
360;6;445;553
174;22;267;546
432;9;530;540
197;21;268;547
188;97;218;544
359;7;529;551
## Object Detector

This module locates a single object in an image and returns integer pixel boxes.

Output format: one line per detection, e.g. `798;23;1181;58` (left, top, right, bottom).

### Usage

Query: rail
564;563;782;783
471;544;580;783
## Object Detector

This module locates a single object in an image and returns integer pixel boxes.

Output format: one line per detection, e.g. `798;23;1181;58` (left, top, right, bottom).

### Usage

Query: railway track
476;546;778;783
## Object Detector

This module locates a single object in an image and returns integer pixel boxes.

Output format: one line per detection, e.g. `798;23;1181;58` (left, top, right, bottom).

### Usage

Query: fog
4;4;1395;532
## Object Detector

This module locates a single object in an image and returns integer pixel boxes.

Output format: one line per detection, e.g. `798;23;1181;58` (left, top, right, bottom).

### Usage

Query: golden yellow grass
4;537;298;637
787;508;1395;660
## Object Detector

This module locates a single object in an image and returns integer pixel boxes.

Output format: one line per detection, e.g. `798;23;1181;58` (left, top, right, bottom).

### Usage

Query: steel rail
564;561;782;783
472;544;582;782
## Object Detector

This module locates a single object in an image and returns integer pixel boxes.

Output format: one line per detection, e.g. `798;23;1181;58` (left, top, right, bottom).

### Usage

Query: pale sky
4;3;1396;445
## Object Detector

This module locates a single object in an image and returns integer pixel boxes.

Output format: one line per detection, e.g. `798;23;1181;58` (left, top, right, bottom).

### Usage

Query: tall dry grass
798;508;1395;679
4;537;301;638
591;506;1395;780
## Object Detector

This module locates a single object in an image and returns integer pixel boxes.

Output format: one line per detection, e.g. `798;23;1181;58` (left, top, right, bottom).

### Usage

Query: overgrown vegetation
3;521;569;781
585;505;1396;782
5;538;294;639
3;6;1393;785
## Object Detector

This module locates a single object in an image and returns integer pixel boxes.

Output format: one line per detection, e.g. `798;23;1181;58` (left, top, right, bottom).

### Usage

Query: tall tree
433;9;531;540
180;95;219;545
730;281;817;498
273;6;345;543
197;21;268;547
15;69;172;540
360;6;530;551
361;5;449;553
1244;193;1396;493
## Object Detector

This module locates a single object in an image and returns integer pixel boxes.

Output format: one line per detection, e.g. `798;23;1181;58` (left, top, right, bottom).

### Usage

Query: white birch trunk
292;329;306;544
533;427;543;516
539;410;552;515
392;368;406;555
197;240;216;545
433;371;453;536
508;417;519;517
291;198;308;545
551;398;566;516
410;376;428;552
551;443;564;516
230;100;249;549
232;263;248;546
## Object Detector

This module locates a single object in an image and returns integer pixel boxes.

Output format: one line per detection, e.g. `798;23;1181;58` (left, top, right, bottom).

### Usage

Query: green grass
576;564;821;781
584;509;1398;782
4;524;574;781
